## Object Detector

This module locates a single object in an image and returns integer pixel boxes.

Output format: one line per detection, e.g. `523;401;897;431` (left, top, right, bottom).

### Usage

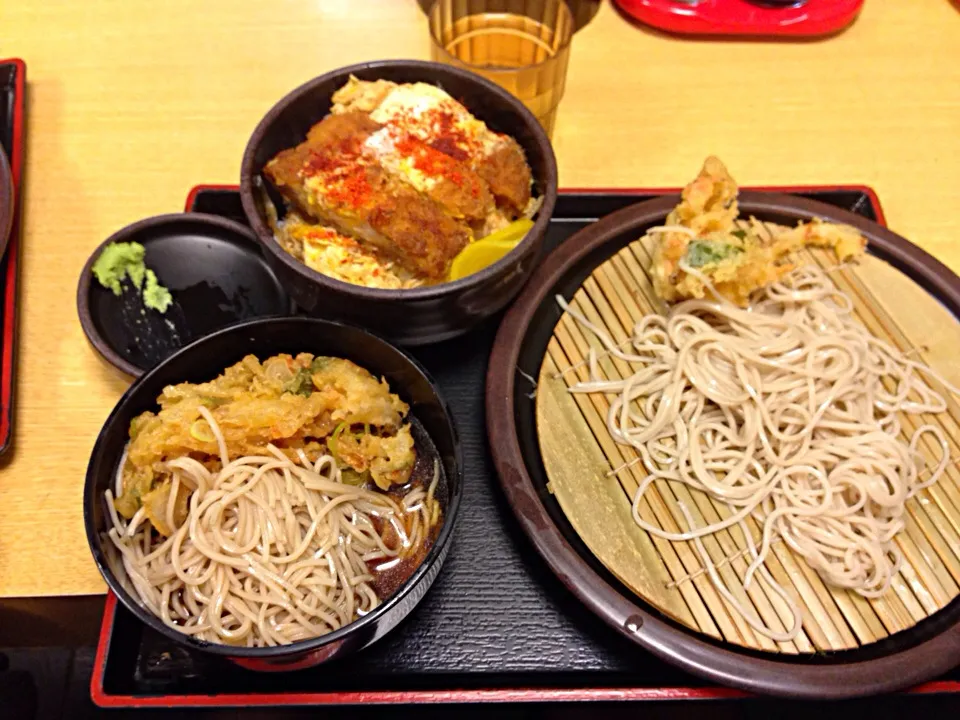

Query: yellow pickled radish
448;218;534;281
473;218;535;247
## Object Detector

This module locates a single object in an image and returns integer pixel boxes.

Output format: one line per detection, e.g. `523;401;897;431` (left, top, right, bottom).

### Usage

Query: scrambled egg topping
358;81;504;159
277;214;422;290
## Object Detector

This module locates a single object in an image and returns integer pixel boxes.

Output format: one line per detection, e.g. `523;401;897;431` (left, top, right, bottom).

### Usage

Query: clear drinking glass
428;0;575;139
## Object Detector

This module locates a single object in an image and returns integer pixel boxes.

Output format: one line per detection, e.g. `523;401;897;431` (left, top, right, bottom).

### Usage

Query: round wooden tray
486;191;960;699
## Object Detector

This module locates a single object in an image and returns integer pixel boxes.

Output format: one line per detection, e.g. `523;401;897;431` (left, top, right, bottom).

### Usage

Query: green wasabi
91;241;172;313
143;269;172;313
91;242;144;295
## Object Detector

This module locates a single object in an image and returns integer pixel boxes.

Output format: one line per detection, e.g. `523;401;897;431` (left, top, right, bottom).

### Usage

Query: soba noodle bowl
106;408;441;647
104;352;443;648
558;264;958;641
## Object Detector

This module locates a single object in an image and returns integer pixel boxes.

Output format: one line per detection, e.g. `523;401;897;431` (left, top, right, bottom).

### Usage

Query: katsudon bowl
240;60;558;346
85;317;462;671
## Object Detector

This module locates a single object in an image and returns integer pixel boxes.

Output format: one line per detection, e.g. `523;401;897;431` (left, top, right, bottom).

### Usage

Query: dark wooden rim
76;212;278;377
0;146;12;261
486;191;960;699
239;59;558;302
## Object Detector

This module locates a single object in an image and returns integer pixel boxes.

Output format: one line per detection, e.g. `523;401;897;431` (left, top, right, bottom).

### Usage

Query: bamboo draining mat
536;222;960;654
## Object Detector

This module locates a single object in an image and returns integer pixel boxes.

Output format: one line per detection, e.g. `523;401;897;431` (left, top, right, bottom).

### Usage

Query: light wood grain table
0;0;957;598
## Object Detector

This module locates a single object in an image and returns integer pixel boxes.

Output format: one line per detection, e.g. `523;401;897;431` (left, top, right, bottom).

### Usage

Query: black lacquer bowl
240;59;559;346
84;317;462;671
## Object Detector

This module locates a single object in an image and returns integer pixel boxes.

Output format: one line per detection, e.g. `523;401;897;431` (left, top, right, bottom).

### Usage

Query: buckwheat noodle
558;264;959;641
105;407;441;647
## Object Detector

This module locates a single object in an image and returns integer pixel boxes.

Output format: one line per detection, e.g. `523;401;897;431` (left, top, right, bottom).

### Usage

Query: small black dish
84;316;462;671
77;213;291;376
240;59;559;347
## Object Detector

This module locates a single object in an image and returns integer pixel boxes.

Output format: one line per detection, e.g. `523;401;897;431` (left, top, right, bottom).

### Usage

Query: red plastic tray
614;0;864;37
0;59;26;455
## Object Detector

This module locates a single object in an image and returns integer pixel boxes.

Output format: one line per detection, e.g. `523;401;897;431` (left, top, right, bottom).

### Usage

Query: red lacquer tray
0;59;26;456
91;183;960;708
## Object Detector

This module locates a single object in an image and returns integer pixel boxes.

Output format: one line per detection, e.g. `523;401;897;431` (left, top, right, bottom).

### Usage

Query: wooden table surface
0;0;957;598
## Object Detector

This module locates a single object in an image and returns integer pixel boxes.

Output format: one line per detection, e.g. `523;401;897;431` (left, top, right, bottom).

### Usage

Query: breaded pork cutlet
332;77;533;218
264;112;470;280
363;125;495;223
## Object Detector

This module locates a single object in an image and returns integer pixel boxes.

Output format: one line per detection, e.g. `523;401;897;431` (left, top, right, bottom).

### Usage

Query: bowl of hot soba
84;317;461;670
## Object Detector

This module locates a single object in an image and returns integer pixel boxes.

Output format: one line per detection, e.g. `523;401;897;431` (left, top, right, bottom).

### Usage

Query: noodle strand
562;265;956;641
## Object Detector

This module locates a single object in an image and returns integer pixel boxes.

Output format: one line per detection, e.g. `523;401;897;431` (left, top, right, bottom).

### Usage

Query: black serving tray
0;59;25;456
96;184;956;708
